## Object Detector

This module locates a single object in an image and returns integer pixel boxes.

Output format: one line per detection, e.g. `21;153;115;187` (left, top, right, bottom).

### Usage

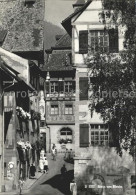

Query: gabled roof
43;51;73;72
61;0;92;35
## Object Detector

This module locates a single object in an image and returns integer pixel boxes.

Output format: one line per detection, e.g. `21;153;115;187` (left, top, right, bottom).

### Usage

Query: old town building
0;0;45;192
62;0;135;194
42;34;76;153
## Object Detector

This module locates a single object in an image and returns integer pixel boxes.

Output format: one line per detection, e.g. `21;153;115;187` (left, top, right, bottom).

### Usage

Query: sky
45;0;75;28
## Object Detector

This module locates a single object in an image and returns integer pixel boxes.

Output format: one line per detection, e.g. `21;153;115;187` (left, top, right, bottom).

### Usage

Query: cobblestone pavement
0;153;74;195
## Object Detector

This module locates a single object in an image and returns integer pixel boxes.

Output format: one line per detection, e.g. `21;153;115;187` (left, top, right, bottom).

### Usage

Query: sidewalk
0;171;43;195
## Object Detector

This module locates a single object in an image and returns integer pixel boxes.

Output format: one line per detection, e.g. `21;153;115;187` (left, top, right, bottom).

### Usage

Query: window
51;105;58;115
64;81;73;93
90;124;109;146
89;30;109;52
79;29;118;54
60;128;72;136
65;104;73;115
60;128;72;143
50;82;58;93
25;0;35;7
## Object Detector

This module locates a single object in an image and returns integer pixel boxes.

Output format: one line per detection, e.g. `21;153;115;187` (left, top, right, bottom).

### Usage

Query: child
43;157;49;173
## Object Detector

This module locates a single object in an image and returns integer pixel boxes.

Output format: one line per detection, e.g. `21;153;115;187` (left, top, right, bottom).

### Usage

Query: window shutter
46;82;49;94
79;30;88;54
109;28;119;53
109;131;118;147
79;77;88;100
80;124;89;147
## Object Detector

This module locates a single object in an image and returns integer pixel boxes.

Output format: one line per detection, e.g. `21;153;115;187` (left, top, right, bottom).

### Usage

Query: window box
59;138;72;144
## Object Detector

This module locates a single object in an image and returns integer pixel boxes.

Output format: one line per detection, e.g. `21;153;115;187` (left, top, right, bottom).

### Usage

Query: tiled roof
55;33;71;48
44;21;65;50
0;0;44;52
43;50;73;71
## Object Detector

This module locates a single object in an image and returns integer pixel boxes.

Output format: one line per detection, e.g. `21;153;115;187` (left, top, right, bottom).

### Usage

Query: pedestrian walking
18;178;24;195
51;146;56;160
70;179;77;195
39;156;44;172
64;148;68;160
29;164;36;178
61;164;67;178
43;156;49;173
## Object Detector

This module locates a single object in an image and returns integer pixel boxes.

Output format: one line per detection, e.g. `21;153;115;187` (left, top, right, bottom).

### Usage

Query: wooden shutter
79;30;88;54
80;124;89;147
46;82;49;94
109;131;118;147
79;77;88;100
109;28;119;53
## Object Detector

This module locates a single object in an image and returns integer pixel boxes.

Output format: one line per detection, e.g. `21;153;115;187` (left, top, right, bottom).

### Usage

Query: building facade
42;34;76;153
62;0;135;194
0;0;45;192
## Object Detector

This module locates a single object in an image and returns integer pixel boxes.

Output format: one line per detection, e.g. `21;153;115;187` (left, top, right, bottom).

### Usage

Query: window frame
60;128;72;143
64;104;73;115
50;81;59;94
64;81;73;93
50;104;59;115
88;30;109;53
90;124;109;146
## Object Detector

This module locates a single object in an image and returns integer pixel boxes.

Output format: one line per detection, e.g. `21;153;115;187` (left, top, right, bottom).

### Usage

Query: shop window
90;124;109;146
51;104;58;115
65;104;73;115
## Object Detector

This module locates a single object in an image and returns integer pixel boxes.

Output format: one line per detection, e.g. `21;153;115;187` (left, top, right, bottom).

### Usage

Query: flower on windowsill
59;138;72;144
16;107;31;120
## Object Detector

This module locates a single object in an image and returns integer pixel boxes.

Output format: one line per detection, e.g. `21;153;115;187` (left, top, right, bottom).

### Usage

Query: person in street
39;156;44;172
70;179;77;195
18;178;24;195
29;164;36;178
64;148;68;160
51;146;56;160
61;164;67;177
43;156;49;173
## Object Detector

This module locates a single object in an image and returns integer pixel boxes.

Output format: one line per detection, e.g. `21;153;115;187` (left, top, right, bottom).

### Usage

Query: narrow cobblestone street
0;153;74;195
24;153;74;195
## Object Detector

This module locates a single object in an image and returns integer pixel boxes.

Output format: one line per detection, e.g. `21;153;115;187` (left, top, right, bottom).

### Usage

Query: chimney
73;0;85;11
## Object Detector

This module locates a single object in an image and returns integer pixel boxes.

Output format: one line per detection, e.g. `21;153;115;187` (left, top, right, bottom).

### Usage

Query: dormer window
25;0;35;7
